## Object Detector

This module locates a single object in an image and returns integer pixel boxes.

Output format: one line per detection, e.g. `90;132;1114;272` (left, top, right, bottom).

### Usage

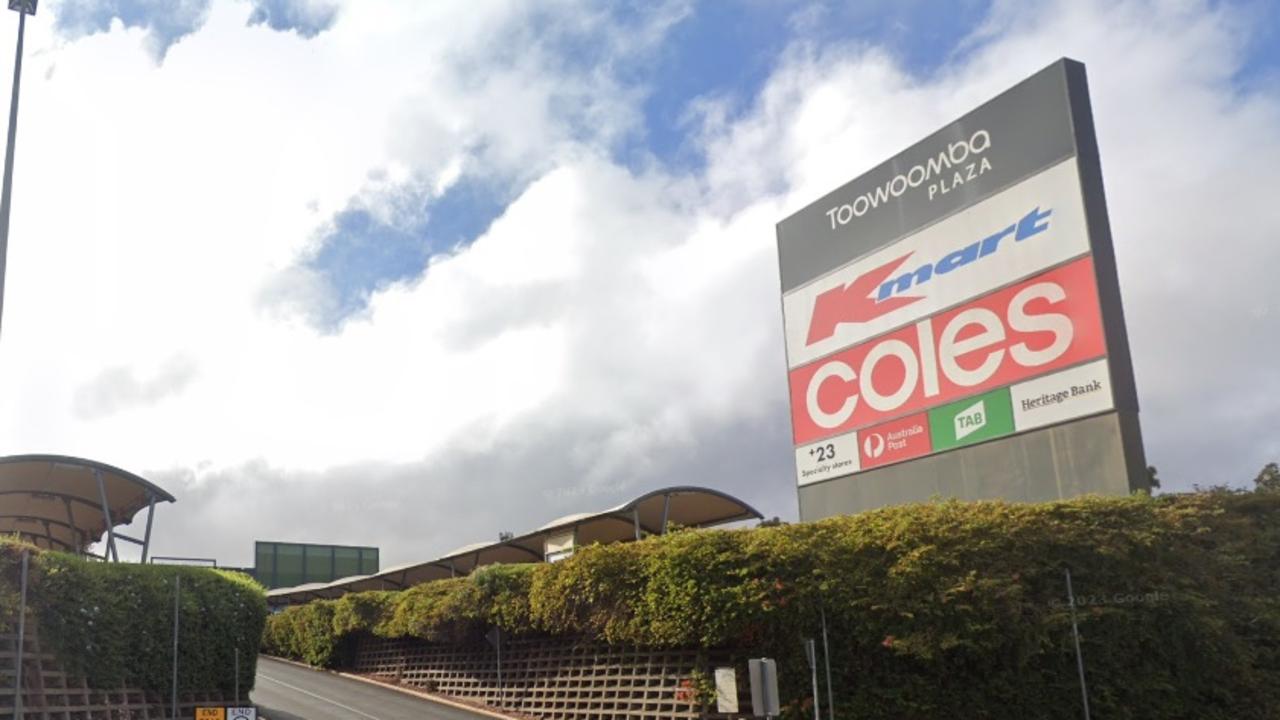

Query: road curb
258;654;520;720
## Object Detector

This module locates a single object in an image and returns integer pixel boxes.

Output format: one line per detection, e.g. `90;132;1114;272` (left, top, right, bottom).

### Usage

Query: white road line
258;673;387;720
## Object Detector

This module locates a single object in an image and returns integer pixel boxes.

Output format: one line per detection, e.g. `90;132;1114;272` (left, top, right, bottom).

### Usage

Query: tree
1146;465;1161;490
1255;462;1280;493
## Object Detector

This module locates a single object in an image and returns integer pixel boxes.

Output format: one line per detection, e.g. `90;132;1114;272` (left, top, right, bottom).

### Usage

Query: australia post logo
788;256;1107;446
806;206;1053;346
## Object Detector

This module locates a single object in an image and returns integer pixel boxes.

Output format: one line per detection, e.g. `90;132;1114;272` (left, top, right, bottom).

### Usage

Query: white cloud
0;0;1276;565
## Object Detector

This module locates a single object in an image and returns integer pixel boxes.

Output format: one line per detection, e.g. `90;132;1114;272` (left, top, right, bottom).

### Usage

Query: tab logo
954;400;986;441
805;206;1052;346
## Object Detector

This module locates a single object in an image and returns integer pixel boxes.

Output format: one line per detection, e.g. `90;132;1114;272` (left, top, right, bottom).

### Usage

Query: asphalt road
252;656;494;720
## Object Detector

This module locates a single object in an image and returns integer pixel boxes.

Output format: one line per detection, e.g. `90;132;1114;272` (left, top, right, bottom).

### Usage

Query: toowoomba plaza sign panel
775;58;1149;520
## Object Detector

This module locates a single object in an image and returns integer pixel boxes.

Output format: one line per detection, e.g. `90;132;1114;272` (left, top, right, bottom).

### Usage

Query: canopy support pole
660;493;671;534
94;468;119;562
141;494;156;563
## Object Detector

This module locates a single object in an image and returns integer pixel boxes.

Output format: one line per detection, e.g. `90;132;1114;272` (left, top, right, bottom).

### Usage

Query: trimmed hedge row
0;540;267;694
263;492;1280;719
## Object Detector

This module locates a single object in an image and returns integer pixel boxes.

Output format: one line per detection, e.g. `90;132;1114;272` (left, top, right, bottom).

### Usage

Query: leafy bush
262;492;1280;719
0;540;267;694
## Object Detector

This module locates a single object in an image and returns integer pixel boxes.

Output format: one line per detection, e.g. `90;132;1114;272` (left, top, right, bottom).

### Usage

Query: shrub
0;540;267;694
262;492;1280;719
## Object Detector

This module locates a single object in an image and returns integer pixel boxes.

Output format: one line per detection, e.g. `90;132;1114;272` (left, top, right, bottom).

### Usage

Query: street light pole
0;0;36;342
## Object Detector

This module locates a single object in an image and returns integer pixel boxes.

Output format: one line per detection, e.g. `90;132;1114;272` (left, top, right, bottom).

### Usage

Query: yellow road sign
195;709;226;720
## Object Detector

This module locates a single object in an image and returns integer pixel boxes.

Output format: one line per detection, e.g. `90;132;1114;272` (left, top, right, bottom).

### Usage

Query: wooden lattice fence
350;633;751;720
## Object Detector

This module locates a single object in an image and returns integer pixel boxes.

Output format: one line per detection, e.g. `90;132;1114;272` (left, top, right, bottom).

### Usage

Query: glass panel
334;547;360;578
275;544;304;588
359;548;379;576
254;543;274;585
304;545;333;584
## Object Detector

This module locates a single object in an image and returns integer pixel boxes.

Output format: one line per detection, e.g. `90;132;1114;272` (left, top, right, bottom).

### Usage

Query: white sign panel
782;158;1090;368
544;531;575;562
794;430;860;486
227;709;256;720
1011;358;1114;432
714;667;739;713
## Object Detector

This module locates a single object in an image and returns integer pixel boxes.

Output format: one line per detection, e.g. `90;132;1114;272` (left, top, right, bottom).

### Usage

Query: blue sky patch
623;0;993;172
246;0;338;38
1237;1;1280;91
303;175;513;328
50;0;336;60
51;0;212;60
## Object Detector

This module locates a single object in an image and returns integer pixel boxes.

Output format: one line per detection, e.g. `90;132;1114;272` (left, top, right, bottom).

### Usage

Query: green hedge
0;541;267;694
262;492;1280;719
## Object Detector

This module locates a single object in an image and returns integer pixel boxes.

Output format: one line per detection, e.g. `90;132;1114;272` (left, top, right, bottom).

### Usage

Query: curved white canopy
0;454;174;559
268;486;761;606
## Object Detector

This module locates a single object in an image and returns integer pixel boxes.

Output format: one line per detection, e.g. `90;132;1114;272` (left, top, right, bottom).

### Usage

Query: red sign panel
789;255;1106;445
859;412;932;470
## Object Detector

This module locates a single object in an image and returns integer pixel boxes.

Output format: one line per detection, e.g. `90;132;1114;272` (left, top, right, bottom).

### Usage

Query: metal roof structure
0;454;175;561
268;486;761;606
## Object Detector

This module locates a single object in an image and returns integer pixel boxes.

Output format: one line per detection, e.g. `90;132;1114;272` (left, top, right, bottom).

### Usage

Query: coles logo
789;256;1106;445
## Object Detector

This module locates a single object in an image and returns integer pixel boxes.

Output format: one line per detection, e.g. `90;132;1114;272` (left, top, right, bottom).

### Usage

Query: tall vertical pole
820;606;834;720
234;646;240;702
13;550;29;719
171;575;180;720
804;638;820;720
0;4;28;339
1065;569;1091;720
496;629;503;709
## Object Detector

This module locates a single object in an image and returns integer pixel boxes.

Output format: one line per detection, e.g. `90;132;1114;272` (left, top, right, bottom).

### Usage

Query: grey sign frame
778;58;1148;519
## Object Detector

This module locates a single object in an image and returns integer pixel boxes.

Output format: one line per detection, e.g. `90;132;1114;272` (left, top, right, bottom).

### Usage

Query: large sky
0;0;1277;567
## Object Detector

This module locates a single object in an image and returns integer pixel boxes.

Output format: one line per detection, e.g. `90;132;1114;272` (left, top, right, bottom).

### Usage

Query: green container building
254;541;379;589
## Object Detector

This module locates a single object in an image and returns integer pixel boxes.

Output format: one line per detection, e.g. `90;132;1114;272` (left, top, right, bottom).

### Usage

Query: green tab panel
928;387;1015;450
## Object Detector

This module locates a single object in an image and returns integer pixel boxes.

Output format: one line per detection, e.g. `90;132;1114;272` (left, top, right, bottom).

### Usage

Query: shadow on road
254;706;306;720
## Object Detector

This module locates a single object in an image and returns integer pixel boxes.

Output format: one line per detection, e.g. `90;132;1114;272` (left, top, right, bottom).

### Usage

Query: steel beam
94;468;118;561
141;494;156;563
